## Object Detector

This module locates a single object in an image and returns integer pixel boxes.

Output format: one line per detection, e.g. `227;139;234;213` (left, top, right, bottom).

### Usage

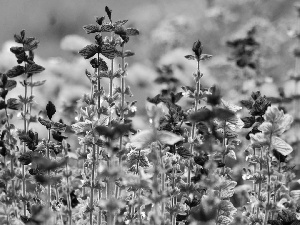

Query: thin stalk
188;61;200;184
4;106;16;196
22;77;28;216
90;138;96;225
47;129;51;207
65;162;72;225
264;134;273;225
82;145;87;197
106;58;115;225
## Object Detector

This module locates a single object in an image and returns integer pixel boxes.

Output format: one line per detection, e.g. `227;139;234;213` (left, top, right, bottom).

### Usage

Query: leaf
105;6;112;22
6;65;25;78
95;16;105;25
217;215;232;225
130;130;182;149
23;39;39;51
226;115;244;130
184;55;196;60
226;150;236;160
218;200;236;213
0;100;6;110
46;101;56;120
18;152;33;165
213;108;235;120
241;116;255;128
7;98;22;110
14;34;23;43
38;117;52;129
4;80;17;91
25;63;45;75
78;44;98;59
67;152;78;160
157;131;183;145
188;108;212;122
27;80;46;87
114;20;128;26
240;99;253;109
177;146;193;159
126;28;139;36
263;106;293;135
83;24;101;34
123;50;135;58
199;54;212;61
290;190;300;200
221;99;242;112
272;137;293;156
51;121;67;132
101;44;117;59
100;23;114;32
71;121;92;134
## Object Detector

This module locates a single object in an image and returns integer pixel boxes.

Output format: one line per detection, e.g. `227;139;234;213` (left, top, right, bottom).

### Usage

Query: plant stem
47;129;51;207
188;61;200;184
22;78;28;216
90;138;96;225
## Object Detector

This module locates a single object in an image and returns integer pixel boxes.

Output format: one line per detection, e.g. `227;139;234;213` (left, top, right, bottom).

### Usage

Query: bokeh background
0;0;300;136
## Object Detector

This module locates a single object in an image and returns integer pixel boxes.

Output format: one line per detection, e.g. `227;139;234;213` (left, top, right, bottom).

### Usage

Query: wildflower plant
0;4;298;225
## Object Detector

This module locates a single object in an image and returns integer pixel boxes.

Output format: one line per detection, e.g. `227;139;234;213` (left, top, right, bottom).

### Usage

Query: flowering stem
90;138;96;225
22;77;28;216
47;129;51;207
188;60;200;184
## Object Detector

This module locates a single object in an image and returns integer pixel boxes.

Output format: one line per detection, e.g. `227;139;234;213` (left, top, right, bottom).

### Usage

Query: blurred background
0;0;300;133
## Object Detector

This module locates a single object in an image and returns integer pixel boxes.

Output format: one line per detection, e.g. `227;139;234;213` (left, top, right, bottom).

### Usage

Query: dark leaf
188;108;212;122
126;28;139;36
95;16;105;26
105;6;112;22
177;146;193;159
10;46;24;55
38;117;52;129
6;65;25;78
7;98;21;110
241;116;255;128
99;23;114;32
46;101;56;120
185;55;196;60
4;80;17;91
18;152;33;165
240;100;253;109
194;154;209;166
213;108;235;120
83;24;101;34
0;100;6;110
101;44;117;59
78;44;98;59
33;156;67;171
23;40;39;51
26;63;45;75
192;40;202;59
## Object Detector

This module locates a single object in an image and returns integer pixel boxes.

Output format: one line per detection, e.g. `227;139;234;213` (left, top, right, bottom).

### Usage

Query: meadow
0;2;300;225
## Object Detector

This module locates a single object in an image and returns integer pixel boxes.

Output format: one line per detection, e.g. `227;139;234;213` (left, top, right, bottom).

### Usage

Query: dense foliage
0;4;300;225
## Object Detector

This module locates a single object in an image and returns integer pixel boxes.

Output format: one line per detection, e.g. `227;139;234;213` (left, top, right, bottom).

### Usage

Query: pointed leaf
95;16;105;25
6;65;25;78
46;101;56;120
184;55;196;60
199;54;212;61
26;63;45;75
241;116;255;128
126;28;139;36
7;98;22;110
105;6;112;22
79;44;98;59
83;24;101;34
177;146;193;159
